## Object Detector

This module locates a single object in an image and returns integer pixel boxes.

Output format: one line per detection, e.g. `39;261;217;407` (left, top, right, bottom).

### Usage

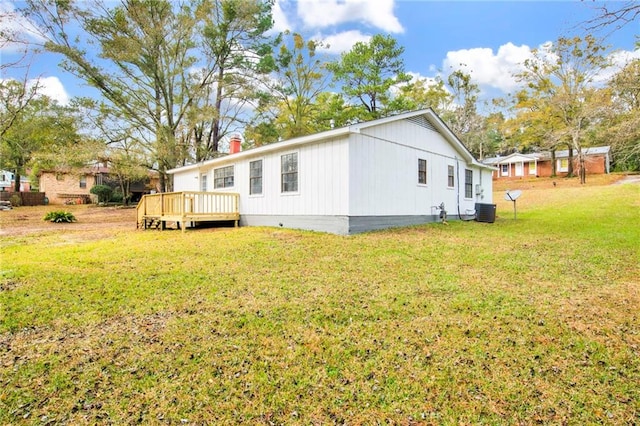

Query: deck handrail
136;191;240;229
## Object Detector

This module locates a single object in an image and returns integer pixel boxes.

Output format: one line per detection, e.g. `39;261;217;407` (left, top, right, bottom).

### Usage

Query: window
447;165;455;188
465;169;473;198
56;173;64;181
529;161;537;175
214;165;234;189
79;175;87;188
418;159;427;184
200;174;207;192
501;164;509;176
250;160;262;195
557;158;569;172
281;153;298;193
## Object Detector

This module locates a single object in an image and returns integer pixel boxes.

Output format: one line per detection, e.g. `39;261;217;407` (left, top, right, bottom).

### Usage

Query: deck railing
136;191;240;231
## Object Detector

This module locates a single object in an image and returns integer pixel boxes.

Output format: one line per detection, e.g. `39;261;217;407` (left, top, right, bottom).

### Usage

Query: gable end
406;115;436;132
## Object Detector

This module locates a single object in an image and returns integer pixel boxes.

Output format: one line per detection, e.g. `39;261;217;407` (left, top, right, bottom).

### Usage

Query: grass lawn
1;175;639;424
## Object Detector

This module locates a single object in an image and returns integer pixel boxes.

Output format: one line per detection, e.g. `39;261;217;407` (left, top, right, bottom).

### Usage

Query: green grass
1;182;639;424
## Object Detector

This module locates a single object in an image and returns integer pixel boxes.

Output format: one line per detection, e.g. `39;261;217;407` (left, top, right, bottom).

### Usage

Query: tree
184;0;275;162
515;36;611;183
0;79;42;139
602;59;640;170
247;32;331;142
392;76;452;116
439;70;485;158
584;2;640;36
327;34;411;120
0;95;84;192
21;0;274;191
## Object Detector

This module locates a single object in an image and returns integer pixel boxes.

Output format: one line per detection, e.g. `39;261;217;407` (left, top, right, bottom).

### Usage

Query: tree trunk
13;168;20;192
567;146;574;177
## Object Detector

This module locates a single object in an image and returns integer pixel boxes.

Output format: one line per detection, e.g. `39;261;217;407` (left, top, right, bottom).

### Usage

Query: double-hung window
79;175;87;189
465;169;473;198
214;166;234;189
200;174;207;192
281;153;298;193
557;158;569;173
418;159;427;184
447;165;455;188
250;160;263;195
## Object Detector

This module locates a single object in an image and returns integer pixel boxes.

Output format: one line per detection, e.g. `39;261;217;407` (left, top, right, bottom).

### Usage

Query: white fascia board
168;127;350;174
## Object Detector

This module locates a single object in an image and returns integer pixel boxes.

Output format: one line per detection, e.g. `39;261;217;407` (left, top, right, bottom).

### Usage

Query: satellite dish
504;190;522;201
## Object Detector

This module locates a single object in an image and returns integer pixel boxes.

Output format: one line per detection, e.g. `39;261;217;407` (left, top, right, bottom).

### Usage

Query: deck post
181;192;186;233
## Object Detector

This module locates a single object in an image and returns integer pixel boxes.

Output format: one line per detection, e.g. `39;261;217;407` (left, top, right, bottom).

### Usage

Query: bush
43;211;77;223
90;185;113;203
110;191;124;203
9;194;22;207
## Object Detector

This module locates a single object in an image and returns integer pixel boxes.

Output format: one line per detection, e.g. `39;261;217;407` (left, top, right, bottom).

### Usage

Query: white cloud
270;0;293;34
595;49;640;84
0;1;45;53
297;0;403;33
31;76;70;105
442;42;535;94
314;30;371;54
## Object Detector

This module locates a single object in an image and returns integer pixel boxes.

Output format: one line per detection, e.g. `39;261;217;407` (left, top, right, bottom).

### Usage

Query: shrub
90;185;113;203
110;191;124;203
9;194;22;207
43;211;77;223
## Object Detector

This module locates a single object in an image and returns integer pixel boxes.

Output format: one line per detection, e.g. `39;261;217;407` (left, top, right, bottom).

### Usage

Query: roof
537;146;610;160
483;146;610;165
483;152;538;165
168;109;494;174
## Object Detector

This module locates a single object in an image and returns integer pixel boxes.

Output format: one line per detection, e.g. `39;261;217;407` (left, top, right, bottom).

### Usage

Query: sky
1;0;639;107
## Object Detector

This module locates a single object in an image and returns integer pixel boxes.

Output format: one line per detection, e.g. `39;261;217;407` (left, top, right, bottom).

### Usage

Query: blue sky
1;0;639;106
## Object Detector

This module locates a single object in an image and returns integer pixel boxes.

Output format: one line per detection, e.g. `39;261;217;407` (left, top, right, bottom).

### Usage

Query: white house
168;109;495;235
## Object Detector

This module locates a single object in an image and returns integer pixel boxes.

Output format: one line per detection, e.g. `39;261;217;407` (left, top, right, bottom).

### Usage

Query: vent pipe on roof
229;135;242;154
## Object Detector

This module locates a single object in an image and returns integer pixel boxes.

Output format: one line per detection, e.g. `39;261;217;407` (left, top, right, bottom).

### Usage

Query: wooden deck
136;191;240;232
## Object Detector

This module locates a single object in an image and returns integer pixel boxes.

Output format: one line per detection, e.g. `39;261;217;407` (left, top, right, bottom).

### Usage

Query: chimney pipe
229;135;242;154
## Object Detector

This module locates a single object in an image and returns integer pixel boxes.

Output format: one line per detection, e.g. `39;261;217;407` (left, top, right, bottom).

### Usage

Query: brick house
483;146;610;180
39;163;160;205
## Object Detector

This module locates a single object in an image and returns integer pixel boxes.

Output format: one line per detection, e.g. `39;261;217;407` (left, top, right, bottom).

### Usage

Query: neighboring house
0;170;31;192
168;109;495;235
483;146;611;180
39;163;159;205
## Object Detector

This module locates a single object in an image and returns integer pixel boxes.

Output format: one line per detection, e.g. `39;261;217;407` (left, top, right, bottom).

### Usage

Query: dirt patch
0;205;137;238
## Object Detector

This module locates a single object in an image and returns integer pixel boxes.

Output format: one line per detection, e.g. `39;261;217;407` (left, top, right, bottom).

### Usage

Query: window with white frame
557;158;569;172
79;175;87;188
418;159;427;184
529;161;537;175
200;174;207;192
447;165;455;188
281;153;298;192
214;165;234;188
249;160;262;195
465;169;473;198
501;164;509;176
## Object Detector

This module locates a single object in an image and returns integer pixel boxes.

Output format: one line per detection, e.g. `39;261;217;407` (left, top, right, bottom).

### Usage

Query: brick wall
495;154;608;180
40;172;96;205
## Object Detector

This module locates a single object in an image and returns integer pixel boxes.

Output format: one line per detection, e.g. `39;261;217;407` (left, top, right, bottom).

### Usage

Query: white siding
173;169;200;192
349;119;479;216
173;137;351;216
